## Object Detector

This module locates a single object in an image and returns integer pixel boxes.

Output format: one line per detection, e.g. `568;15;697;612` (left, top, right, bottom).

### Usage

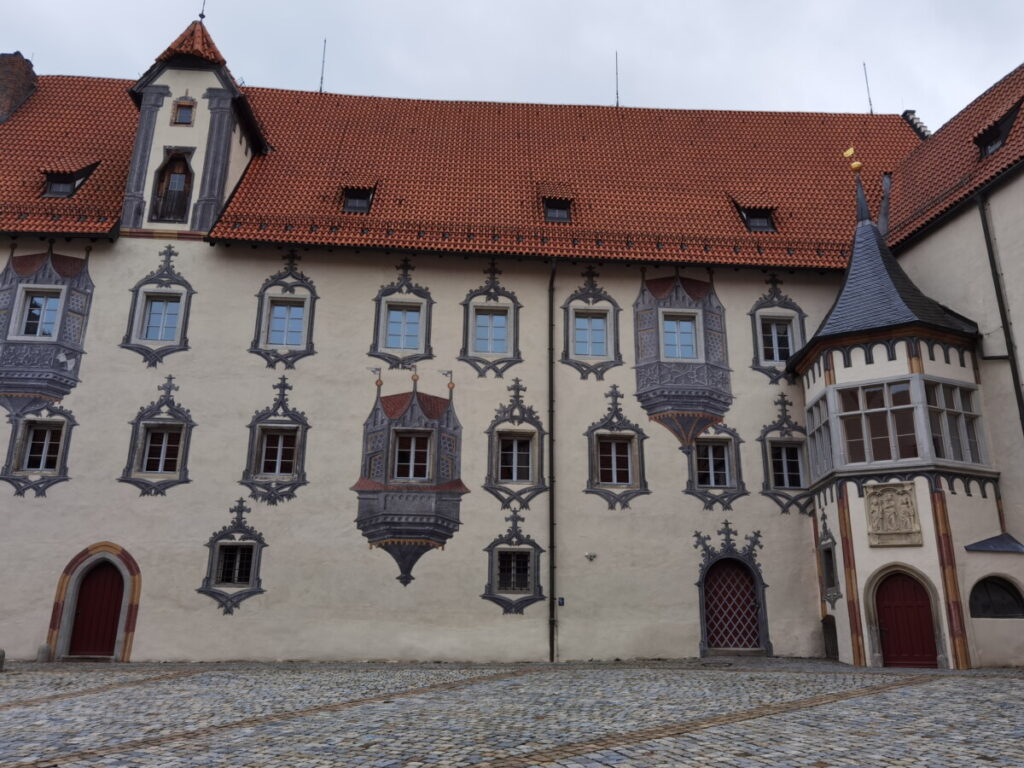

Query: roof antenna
862;61;874;115
319;38;327;94
615;51;620;108
198;0;206;21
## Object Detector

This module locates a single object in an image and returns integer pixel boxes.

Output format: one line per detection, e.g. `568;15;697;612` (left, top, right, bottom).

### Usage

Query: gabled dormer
120;20;267;233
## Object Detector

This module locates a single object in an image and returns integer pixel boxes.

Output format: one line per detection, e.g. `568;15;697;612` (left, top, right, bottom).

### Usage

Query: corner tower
120;19;266;232
788;155;1018;671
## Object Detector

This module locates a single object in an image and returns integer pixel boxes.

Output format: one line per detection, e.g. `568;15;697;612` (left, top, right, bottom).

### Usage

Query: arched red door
68;561;124;656
875;572;938;668
704;558;759;649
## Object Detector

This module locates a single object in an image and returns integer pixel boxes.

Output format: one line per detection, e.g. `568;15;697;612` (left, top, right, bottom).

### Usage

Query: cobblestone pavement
1;658;1022;768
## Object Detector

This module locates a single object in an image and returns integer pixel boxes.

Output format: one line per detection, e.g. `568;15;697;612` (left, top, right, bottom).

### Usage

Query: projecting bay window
839;381;918;463
393;432;430;481
926;382;982;463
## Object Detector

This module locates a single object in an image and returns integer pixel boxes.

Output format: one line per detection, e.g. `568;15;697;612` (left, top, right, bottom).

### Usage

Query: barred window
216;544;254;586
497;550;532;592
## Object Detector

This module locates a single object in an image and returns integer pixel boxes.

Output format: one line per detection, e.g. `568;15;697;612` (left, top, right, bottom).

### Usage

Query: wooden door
68;561;123;656
876;572;938;668
704;559;760;649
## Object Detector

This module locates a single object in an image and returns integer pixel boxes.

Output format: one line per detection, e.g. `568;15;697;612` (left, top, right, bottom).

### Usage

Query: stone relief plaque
865;482;923;547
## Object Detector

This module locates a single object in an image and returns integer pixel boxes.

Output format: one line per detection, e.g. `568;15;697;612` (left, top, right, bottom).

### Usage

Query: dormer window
975;102;1021;158
172;99;195;126
343;187;374;214
544;198;572;223
738;206;776;233
41;163;98;199
150;153;194;223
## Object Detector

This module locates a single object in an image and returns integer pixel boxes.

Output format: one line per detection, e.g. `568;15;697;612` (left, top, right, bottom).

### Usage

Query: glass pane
929;409;946;458
841;415;866;462
892;408;918;459
839;389;860;412
866;411;892;461
947;412;964;461
864;385;885;410
925;382;940;407
889;381;911;407
965;417;981;463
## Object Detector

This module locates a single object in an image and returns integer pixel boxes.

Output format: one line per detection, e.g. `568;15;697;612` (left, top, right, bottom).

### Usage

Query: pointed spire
156;20;226;66
854;172;871;222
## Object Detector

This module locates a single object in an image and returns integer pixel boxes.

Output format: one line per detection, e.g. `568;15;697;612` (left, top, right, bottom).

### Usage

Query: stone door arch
47;542;141;662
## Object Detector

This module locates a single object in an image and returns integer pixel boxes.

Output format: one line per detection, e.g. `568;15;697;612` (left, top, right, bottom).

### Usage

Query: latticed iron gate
704;559;759;648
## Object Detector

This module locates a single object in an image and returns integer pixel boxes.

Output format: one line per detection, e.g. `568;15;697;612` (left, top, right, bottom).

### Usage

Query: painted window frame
381;299;428;354
119;376;196;496
121;245;196;367
560;267;623;380
748;276;807;384
249;253;318;369
368;258;435;369
0;404;77;497
685;423;749;511
756;312;799;366
583;384;650;509
481;508;546;614
240;377;310;505
458;261;523;378
817;513;842;608
197;498;267;615
483;379;548;509
659;307;704;363
8;284;65;342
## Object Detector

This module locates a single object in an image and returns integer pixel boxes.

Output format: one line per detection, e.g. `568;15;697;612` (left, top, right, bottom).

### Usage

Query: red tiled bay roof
212;90;921;268
889;63;1024;247
0;76;135;236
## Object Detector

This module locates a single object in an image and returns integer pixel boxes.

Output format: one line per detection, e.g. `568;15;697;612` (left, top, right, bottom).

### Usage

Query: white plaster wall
223;122;251;203
0;243;849;662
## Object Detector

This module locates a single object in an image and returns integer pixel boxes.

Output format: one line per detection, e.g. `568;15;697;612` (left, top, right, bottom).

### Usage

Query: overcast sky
7;1;1024;132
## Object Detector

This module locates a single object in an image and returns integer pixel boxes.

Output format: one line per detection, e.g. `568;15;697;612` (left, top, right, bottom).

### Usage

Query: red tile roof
889;63;1024;247
156;20;226;66
380;391;451;420
0;76;135;236
211;90;920;268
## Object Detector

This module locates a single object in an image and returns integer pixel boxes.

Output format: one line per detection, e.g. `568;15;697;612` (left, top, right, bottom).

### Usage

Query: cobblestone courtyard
1;658;1022;768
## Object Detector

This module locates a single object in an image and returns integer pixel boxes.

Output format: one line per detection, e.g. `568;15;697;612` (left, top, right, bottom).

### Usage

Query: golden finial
844;146;862;172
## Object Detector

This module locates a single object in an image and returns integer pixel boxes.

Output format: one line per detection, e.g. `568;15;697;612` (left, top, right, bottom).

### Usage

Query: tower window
543;198;572;223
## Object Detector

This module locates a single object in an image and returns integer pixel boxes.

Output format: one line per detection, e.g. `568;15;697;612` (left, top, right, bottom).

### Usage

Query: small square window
696;442;731;487
497;550;532;592
343;187;374;214
22;422;64;471
543;198;571;223
473;307;509;355
597;436;633;485
760;317;793;363
738;207;776;233
393;432;431;481
18;290;62;338
498;434;533;483
770;443;805;489
384;303;423;350
141;295;182;342
172;101;194;126
142;425;182;473
258;429;298;476
573;311;608;357
265;299;307;348
216;544;255;586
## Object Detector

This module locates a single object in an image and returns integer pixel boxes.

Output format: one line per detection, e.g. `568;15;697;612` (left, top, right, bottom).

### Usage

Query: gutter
975;195;1024;441
547;259;558;663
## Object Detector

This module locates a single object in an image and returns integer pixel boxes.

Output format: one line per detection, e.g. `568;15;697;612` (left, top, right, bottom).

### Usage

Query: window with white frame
498;433;533;483
696;441;732;487
769;442;805;489
573;310;609;357
838;381;918;463
806;396;833;479
21;421;64;471
141;424;182;473
596;435;633;485
661;312;700;360
759;316;793;363
496;550;532;592
472;307;509;355
257;428;298;476
215;543;255;586
264;298;307;348
926;382;982;463
139;294;182;342
14;288;62;339
384;303;424;351
393;432;430;481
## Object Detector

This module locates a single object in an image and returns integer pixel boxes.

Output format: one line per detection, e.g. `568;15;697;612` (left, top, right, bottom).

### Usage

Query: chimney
0;52;37;123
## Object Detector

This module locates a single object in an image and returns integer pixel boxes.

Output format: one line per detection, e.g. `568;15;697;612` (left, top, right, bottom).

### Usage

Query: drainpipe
976;195;1024;441
547;259;558;663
